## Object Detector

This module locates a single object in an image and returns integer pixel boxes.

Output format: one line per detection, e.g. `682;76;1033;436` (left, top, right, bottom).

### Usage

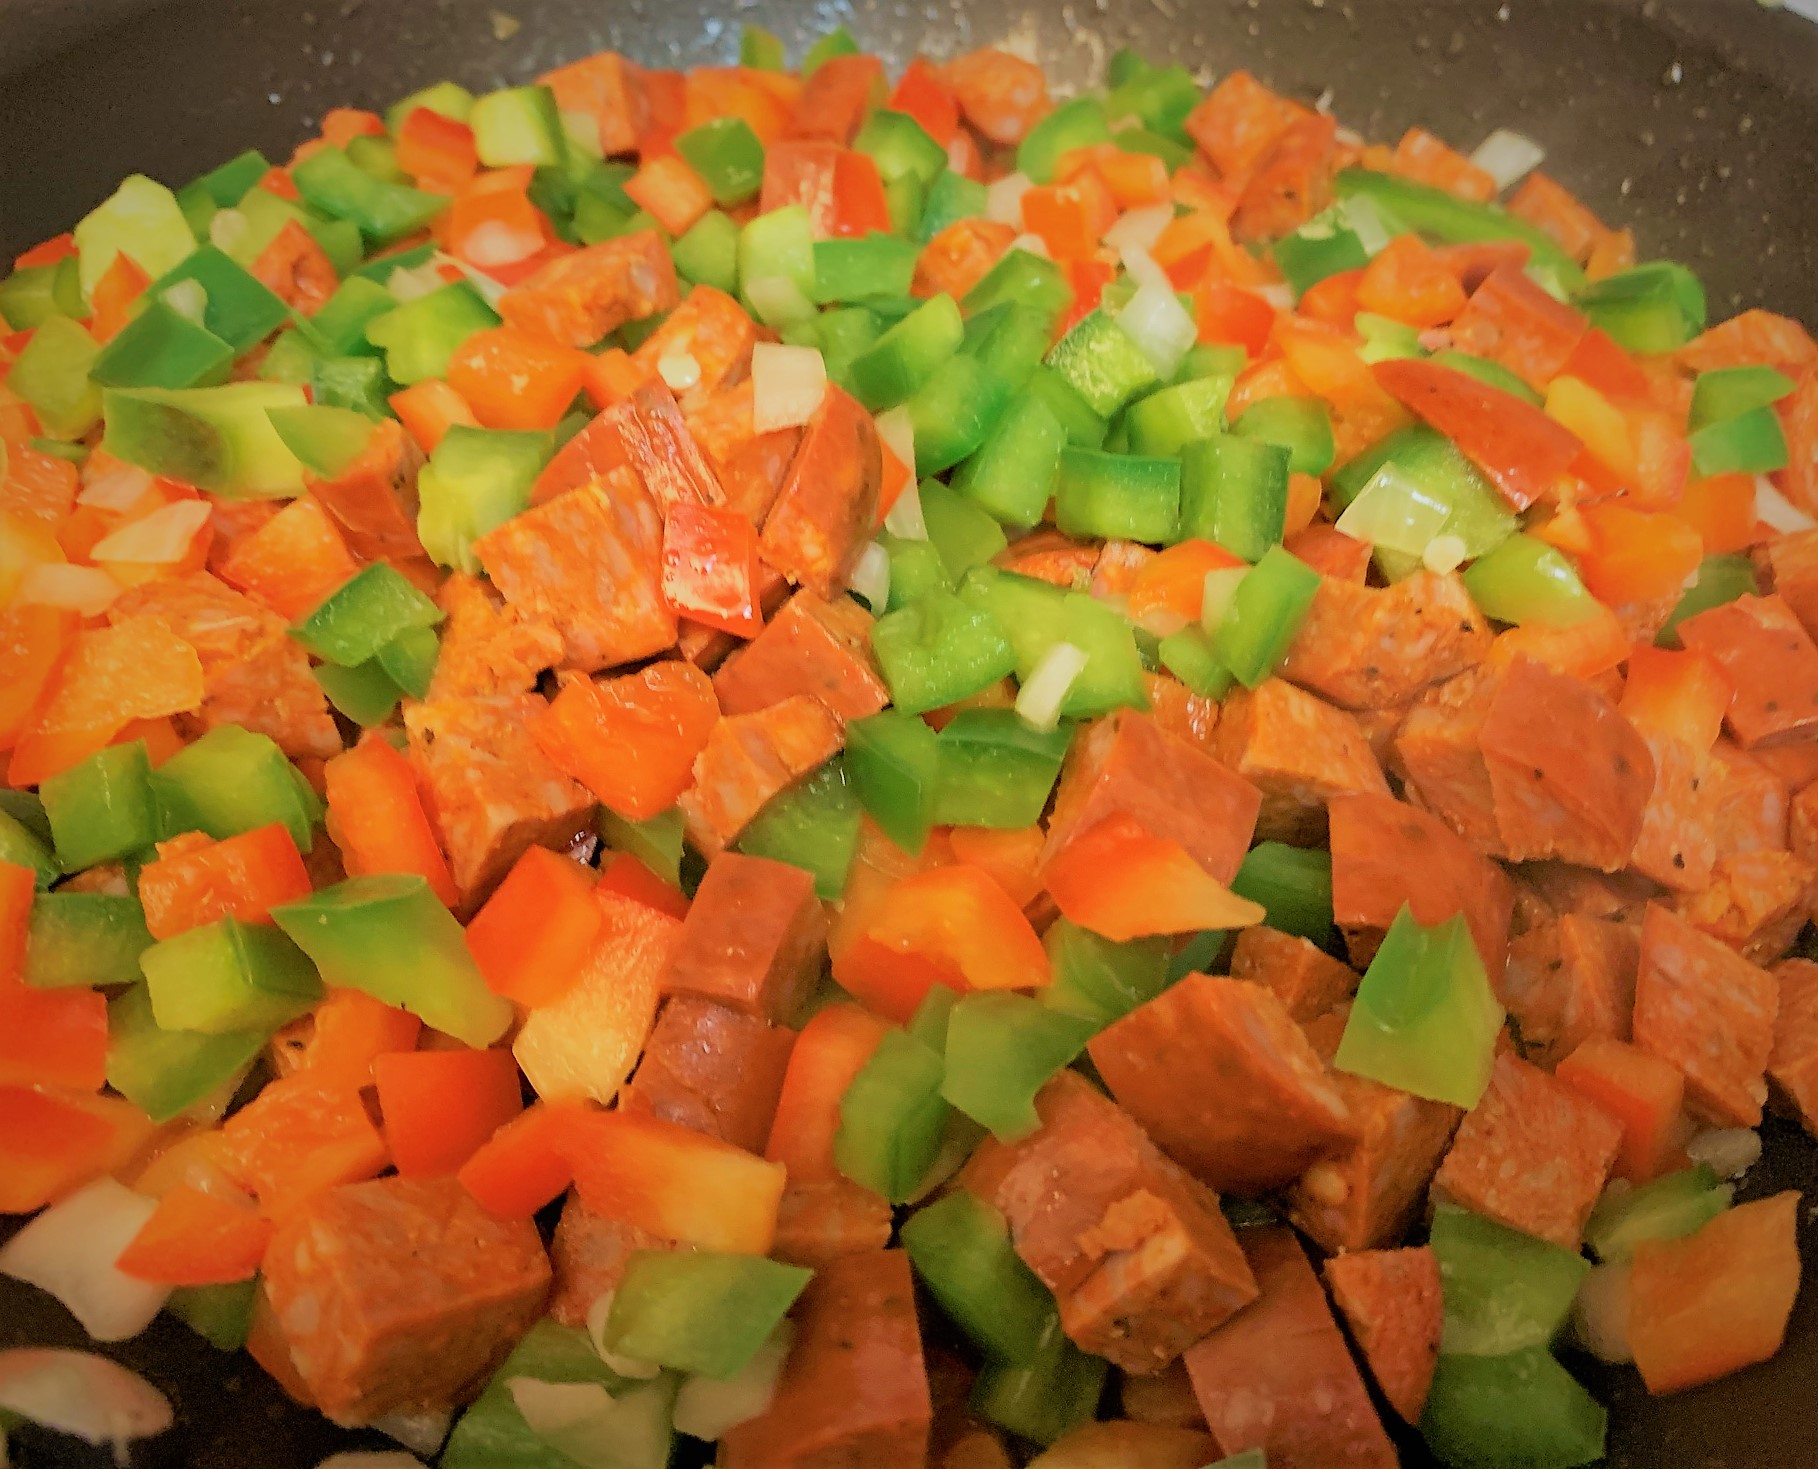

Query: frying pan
2;1;1816;1464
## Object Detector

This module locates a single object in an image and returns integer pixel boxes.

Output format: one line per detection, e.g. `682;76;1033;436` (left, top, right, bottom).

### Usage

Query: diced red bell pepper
1043;813;1267;942
1127;538;1247;634
1555;1037;1686;1183
1619;644;1733;755
458;1100;593;1219
275;987;422;1093
1057;257;1116;340
1561;327;1651;403
624;154;715;237
661;501;763;637
0;1085;156;1214
1022;173;1118;263
596;851;690;921
532;658;720;820
87;254;152;344
115;1184;274;1286
222;1075;390;1219
398;106;479;192
764;1001;889;1182
374;1045;525;1178
1355;234;1467;329
137;822;314;940
447;326;590;432
445;181;547;270
1573;503;1704;607
831;150;892;239
1671;471;1758;556
1297;267;1364;331
465;845;605;1007
1196;280;1277;355
887;58;959;145
14;233;75;270
852;864;1052;1012
323;735;459;908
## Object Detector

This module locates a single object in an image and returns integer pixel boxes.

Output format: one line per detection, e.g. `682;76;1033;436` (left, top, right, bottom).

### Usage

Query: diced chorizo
759;384;883;601
1140;672;1221;752
427;572;564;701
1089;974;1357;1195
1328;792;1515;985
993;529;1098;590
547;1196;674;1326
1707;738;1792;858
1229;925;1359;1023
610;378;728;512
1183;1225;1397;1469
539;51;649;156
1089;539;1155;601
1430;1051;1622;1250
1506;172;1605;265
1769;957;1818;1137
1281;570;1492;711
259;1174;549;1424
1773;363;1818;516
498;230;679;348
1671;848;1817;965
1042;710;1262;884
678;565;794;675
1323;1246;1443;1425
1232;112;1339;244
475;468;676;672
914;218;1018;302
713;588;889;722
1795;777;1818;865
685;378;804;525
1390;127;1496;202
1447;262;1589;391
1477;655;1654;871
1184;71;1309;181
249;218;338;315
974;1071;1258;1374
663;852;828;1023
1284;522;1373;582
1120;1360;1209;1431
770;1177;895;1271
1761;528;1818;642
1628;731;1717;892
786;53;885;144
308;417;424;563
1677;309;1818;377
404;694;595;912
1516;860;1659;925
1499;914;1639;1069
720;1250;932;1469
1392;665;1505;856
623;996;796;1152
941;49;1050;147
630;284;756;410
1677;593;1818;748
676;694;844;855
1211;678;1389;844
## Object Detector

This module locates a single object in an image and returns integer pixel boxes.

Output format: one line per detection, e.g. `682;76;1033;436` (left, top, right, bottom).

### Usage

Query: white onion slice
373;1407;451;1457
750;342;827;433
17;563;122;617
1471;128;1547;192
1571;1262;1634;1364
438;252;510;308
1016;642;1089;732
1117;242;1172;295
77;461;154;512
875;405;917;486
1116;281;1195;380
0;1180;168;1343
1422;534;1469;575
1342;195;1395;257
1686;1127;1763;1180
985;172;1033;227
882;477;928;541
1756;474;1814;533
459;220;540;270
1103;204;1174;255
387;260;448;302
89;498;213;566
673;1321;794;1441
850;541;891;612
0;1349;173;1459
1007;232;1051;260
162;279;209;324
1335;464;1451;557
1255;281;1296;311
584;1291;662;1380
509;1377;674;1469
1201;566;1251;635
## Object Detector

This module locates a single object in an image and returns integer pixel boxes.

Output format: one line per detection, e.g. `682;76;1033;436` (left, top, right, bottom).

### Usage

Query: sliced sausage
1500;914;1639;1070
547;1196;674;1326
663;852;828;1023
713;588;889;723
1670;848;1817;966
759;384;883;601
624;995;797;1152
1677;593;1818;748
1228;925;1359;1024
1628;731;1718;892
1322;1246;1443;1425
428;573;564;701
307;417;425;562
685;378;805;526
770;1177;896;1272
1706;739;1791;858
1769;957;1818;1137
676;694;846;855
498;230;680;348
1392;665;1505;856
1212;678;1389;844
1281;570;1492;711
630;283;756;410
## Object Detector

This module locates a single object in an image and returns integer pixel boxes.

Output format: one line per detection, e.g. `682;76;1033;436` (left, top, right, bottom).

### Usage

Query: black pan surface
2;2;1817;1465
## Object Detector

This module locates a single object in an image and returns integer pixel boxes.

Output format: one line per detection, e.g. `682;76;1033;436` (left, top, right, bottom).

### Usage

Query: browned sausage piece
1628;730;1718;892
1763;528;1818;642
1211;678;1389;845
1769;957;1818;1137
498;230;680;349
547;1196;675;1327
1706;739;1791;859
676;694;845;856
1042;709;1262;884
1280;570;1492;711
713;589;890;723
1430;1051;1622;1250
1671;849;1818;964
976;1071;1258;1375
1392;665;1505;857
428;573;565;701
1090;975;1356;1196
623;995;798;1152
608;378;727;512
1633;902;1780;1126
770;1177;895;1271
630;283;756;411
1183;1225;1398;1469
1323;1246;1443;1425
259;1174;550;1425
1228;925;1359;1024
1678;593;1818;748
1499;914;1640;1070
662;852;828;1023
719;1250;932;1469
685;378;805;527
308;417;425;562
758;384;883;601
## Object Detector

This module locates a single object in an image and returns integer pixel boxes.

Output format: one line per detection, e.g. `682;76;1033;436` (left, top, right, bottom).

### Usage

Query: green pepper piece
416;423;554;573
291;560;445;668
1045;309;1161;418
955;567;1147;719
273;873;513;1046
920;479;1009;579
1114;125;1193;169
180;149;272;217
812;232;920;304
365;280;500;385
1431;1203;1591;1355
845;711;943;855
598;807;685;887
1689;364;1797;432
23;893;153;990
903;1191;1060;1364
1688;404;1790;478
605;1249;811;1378
0;807;59;890
917;169;990;244
1233;395;1336;477
1583;1163;1733;1264
907;985;959;1056
963;302;1053;390
802;26;859;75
930;711;1071;829
853;109;948;187
87;299;234;391
142;915;324;1034
313;659;405;727
1271;206;1371;299
167;1279;259;1351
1054;446;1181;543
1124;374;1235;458
1017;97;1111;184
106;983;267;1124
941;993;1097;1141
312;355;392;419
951;393;1069;530
677;117;767;207
74;175;197;301
906;354;1015;475
385;80;477;134
739;204;818;327
883;531;952;611
0;259;86;331
1157;625;1236;699
1103;63;1200;140
469;85;567;169
292;146;448;246
345;133;406;184
376;623;440;699
0;792;54;848
1213;544;1320;688
870;588;1019;716
834;1027;951;1203
40;741;158;872
150;725;318;852
1429;348;1542;405
969;1321;1106;1446
265;403;374;479
671;210;742;295
1574;261;1706;355
257;328;320;386
5;316;103;439
151;244;290;353
101;381;309;499
1179;433;1290;561
1462;532;1598;627
1335;905;1504;1109
1230;842;1335;945
1419;1348;1607;1469
964;248;1075;326
805;306;884;392
1333;424;1517;564
1025;364;1109;448
1658;553;1759;648
883;172;926;237
848;293;964;412
1041;918;1171;1027
737;757;862;900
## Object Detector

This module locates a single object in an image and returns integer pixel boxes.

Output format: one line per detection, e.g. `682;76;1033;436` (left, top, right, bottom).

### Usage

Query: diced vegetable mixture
3;23;1817;1469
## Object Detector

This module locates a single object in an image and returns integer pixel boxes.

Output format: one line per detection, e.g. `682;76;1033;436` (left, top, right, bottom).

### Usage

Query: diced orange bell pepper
660;501;763;638
1224;360;1303;424
1355;234;1467;328
764;1001;890;1182
465;845;605;1007
0;604;75;752
1044;813;1267;942
1195;280;1276;355
854;863;1051;1006
684;67;791;144
273;987;421;1092
373;1046;525;1178
249;218;339;315
322;735;459;908
1487;603;1630;681
320;107;385;147
397;105;479;192
1297;267;1364;331
458;1099;592;1218
945;826;1046;909
14;233;76;270
1056;257;1116;339
445;181;547;270
1021;172;1117;263
114;1183;274;1286
1629;1192;1801;1394
137;823;313;940
1064;145;1171;210
1671;472;1758;556
888;58;960;145
1573;503;1704;607
1555;1037;1686;1183
447;326;590;432
222;1075;390;1218
532;659;720;820
624;153;715;237
912;218;1017;302
216;495;359;621
830;150;892;239
1;442;79;528
1561;327;1651;403
1619;644;1733;755
1126;538;1247;635
0;1085;157;1214
596;851;690;920
87;253;152;344
389;378;480;455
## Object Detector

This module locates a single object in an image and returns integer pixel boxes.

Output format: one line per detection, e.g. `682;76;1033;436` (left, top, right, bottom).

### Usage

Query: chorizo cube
1042;709;1262;885
712;588;890;723
1323;1246;1443;1425
1391;666;1505;857
770;1176;895;1271
428;573;564;701
498;231;680;349
1769;957;1818;1136
539;50;648;156
1229;924;1359;1023
662;852;828;1023
758;384;883;601
1633;902;1779;1126
1183;1225;1398;1469
1678;593;1818;748
623;995;798;1152
719;1250;932;1469
259;1174;550;1424
1763;527;1818;641
1280;570;1492;711
547;1196;674;1327
630;283;755;410
1793;778;1818;865
1088;974;1357;1196
1499;914;1640;1070
475;469;676;673
676;693;844;855
1706;739;1790;858
404;694;595;913
979;1071;1259;1375
605;379;727;513
1210;678;1390;844
1671;849;1817;964
1628;731;1717;892
685;379;804;527
1478;655;1655;871
1430;1051;1622;1250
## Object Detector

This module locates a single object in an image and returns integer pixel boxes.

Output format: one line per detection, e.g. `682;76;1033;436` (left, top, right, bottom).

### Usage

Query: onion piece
1335;464;1452;557
1342;195;1396;257
1008;232;1051;260
17;563;123;617
1116;281;1195;379
1201;566;1250;635
459;220;541;270
584;1291;662;1380
1255;281;1296;312
0;1349;173;1461
882;478;928;541
437;252;510;308
1471;128;1547;192
372;1407;450;1457
0;1180;168;1342
508;1377;674;1469
750;342;827;433
89;499;213;566
560;109;605;160
1103;204;1174;255
1016;642;1090;733
673;1321;794;1442
875;405;917;487
162;278;209;324
1117;242;1172;295
77;461;154;512
985;172;1032;227
1686;1126;1762;1180
656;351;702;395
850;541;891;613
1756;474;1815;533
387;260;448;302
1571;1262;1634;1364
1422;534;1468;576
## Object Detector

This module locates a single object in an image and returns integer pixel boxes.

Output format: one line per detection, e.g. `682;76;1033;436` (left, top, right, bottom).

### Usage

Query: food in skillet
1;21;1816;1469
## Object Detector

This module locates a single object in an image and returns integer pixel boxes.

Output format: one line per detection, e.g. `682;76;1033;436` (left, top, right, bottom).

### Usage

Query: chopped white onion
509;1376;675;1469
388;260;448;303
372;1407;451;1457
1007;232;1051;260
1571;1262;1634;1364
208;208;250;256
750;342;827;433
1342;195;1395;257
1116;281;1196;380
162;278;209;324
743;274;817;329
1016;641;1090;732
509;1379;616;1437
438;252;509;308
584;1291;662;1380
673;1321;794;1441
459;220;540;270
1756;474;1814;533
318;1455;425;1469
1201;566;1250;635
1335;464;1452;557
656;351;702;395
0;1349;173;1458
17;563;123;617
985;172;1033;228
1422;534;1469;576
0;1180;168;1342
1255;282;1296;312
875;405;917;485
1471;128;1548;193
1686;1127;1763;1180
1103;204;1174;255
883;477;928;541
77;460;153;511
850;541;891;612
1117;242;1172;295
89;498;213;566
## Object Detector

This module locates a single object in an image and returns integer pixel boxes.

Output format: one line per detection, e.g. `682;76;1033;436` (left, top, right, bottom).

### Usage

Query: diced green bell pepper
153;244;290;353
5;316;103;439
379;624;442;699
1333;423;1517;567
813;232;920;304
291;559;445;667
853;109;948;187
40;742;158;872
970;1321;1107;1446
1574;261;1706;355
739;204;818;327
1179;433;1291;561
74;174;197;302
1157;625;1235;699
142;915;323;1034
672;210;742;295
0;792;54;848
150;725;318;852
106;983;267;1124
0;258;85;330
906;353;1014;475
677;118;767;207
313;659;405;728
1583;1163;1733;1264
1124;374;1235;458
870;587;1019;716
1230;841;1335;945
417;423;554;573
88;297;234;392
1046;310;1161;418
834;1026;952;1203
1658;552;1759;648
0;806;59;891
1431;1203;1590;1356
903;1190;1060;1364
1017;97;1110;184
167;1278;259;1351
1054;447;1181;543
312;354;392;419
1213;543;1320;688
1335;906;1503;1109
1271;206;1371;299
930;710;1070;829
604;1249;811;1378
386;80;477;134
365;280;500;385
940;992;1096;1141
952;393;1068;529
957;567;1149;719
265;402;376;479
1104;61;1199;140
1041;918;1171;1027
346;133;406;184
883;530;952;612
1233;395;1336;477
917;169;990;243
845;711;942;854
848;293;964;412
1026;364;1109;448
963;302;1053;389
920;479;1009;579
470;85;567;169
1689;364;1797;432
964;249;1075;327
272;873;513;1046
802;27;859;74
257;328;320;386
738;22;787;69
101;381;308;498
737;756;862;900
598;807;685;888
23;893;153;990
1419;1348;1606;1469
292;146;448;246
1688;404;1790;478
1462;532;1598;627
